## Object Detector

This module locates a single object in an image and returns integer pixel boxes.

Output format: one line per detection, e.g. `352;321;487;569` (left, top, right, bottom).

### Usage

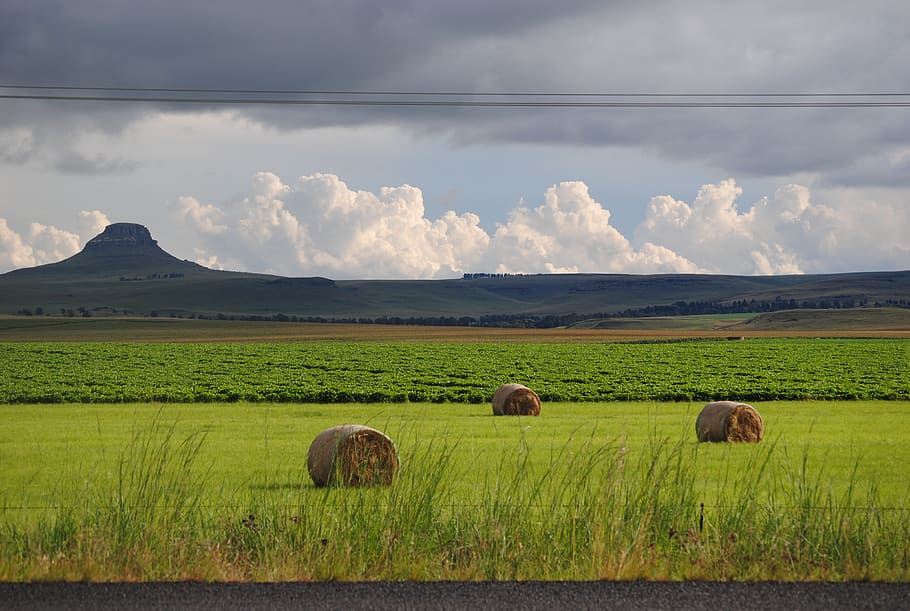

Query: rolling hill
1;223;908;323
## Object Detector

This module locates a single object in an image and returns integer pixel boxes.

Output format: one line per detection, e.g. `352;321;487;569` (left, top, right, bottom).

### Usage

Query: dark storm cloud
2;0;909;186
0;0;605;88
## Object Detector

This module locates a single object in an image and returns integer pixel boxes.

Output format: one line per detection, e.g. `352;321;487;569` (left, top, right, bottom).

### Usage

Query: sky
1;0;908;279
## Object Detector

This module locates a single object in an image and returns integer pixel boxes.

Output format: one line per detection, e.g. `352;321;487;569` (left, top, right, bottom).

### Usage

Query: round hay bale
492;383;541;416
695;401;764;443
307;424;400;487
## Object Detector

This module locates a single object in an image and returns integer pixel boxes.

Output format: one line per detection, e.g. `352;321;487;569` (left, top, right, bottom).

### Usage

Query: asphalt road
2;581;909;610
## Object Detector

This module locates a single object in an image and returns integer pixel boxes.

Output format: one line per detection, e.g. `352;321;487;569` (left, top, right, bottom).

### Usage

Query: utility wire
2;85;909;107
2;93;909;108
2;84;910;97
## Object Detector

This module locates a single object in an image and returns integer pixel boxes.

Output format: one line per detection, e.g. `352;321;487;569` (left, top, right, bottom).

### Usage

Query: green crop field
1;338;907;403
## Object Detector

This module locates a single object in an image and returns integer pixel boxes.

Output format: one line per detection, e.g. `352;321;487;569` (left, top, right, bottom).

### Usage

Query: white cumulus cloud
176;173;910;279
635;179;843;274
25;223;82;264
0;211;111;272
178;173;706;279
178;174;702;279
486;181;699;274
176;196;227;235
0;218;37;270
178;172;491;279
78;210;111;242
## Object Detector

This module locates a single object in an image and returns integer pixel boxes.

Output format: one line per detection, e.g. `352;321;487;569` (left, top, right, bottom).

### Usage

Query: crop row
0;339;906;403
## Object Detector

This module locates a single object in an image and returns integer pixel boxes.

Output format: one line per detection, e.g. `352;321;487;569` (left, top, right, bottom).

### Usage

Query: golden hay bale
492;383;541;416
695;401;764;443
307;424;400;487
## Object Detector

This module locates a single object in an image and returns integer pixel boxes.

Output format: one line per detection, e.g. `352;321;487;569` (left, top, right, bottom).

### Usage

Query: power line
2;93;909;108
2;84;910;97
1;85;909;108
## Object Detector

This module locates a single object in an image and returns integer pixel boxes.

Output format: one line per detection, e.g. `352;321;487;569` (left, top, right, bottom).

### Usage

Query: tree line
14;296;909;327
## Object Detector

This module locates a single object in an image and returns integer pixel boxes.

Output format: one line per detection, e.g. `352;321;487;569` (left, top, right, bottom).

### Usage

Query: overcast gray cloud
3;1;909;182
53;150;139;175
0;1;908;277
0;1;605;91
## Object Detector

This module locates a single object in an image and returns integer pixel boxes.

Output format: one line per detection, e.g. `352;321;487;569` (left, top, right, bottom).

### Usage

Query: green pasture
1;401;908;581
2;401;908;507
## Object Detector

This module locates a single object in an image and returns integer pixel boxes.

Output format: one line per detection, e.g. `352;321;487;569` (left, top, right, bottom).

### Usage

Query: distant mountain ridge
1;223;908;322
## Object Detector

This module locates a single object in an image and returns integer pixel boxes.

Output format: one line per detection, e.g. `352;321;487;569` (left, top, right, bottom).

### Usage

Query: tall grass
1;416;907;581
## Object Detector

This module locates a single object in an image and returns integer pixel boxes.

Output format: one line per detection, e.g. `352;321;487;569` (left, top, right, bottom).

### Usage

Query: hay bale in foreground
307;424;400;487
696;401;764;443
492;383;541;416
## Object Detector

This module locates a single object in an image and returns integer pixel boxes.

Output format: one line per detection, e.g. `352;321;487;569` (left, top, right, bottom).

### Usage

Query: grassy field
1;402;908;581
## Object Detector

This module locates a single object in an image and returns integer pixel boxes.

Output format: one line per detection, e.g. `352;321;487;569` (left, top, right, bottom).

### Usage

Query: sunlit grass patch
1;402;908;581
